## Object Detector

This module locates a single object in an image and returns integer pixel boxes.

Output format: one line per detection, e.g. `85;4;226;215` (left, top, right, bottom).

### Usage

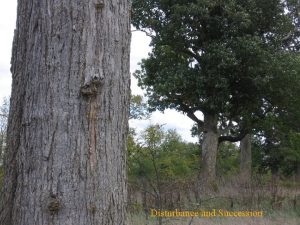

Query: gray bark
240;134;252;183
201;113;218;185
0;0;131;225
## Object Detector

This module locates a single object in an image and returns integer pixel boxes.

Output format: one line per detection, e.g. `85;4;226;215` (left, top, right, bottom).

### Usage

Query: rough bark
201;113;218;185
0;0;131;225
240;134;252;183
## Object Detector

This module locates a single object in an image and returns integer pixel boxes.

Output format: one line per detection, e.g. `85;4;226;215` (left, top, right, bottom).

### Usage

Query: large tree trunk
201;113;218;186
0;1;131;225
240;134;252;183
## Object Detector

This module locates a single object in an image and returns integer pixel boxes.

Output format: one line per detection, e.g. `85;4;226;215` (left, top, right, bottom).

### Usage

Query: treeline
127;122;300;214
127;124;300;180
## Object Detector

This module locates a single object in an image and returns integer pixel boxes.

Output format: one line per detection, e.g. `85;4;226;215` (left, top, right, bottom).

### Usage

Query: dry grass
128;176;300;225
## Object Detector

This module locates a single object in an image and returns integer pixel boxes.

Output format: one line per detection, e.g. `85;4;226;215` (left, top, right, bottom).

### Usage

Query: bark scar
95;1;104;11
48;196;61;214
81;71;104;96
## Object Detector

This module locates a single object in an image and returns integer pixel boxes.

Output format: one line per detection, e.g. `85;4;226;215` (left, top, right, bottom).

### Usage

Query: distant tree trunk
0;132;4;164
0;1;131;225
296;164;300;182
201;113;218;186
240;134;252;183
0;105;8;164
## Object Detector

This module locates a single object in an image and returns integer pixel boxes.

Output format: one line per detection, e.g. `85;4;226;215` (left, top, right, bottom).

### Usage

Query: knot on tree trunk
48;196;61;214
95;1;104;11
81;72;104;96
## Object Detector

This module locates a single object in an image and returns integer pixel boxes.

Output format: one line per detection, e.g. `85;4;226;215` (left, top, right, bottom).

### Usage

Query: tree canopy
132;0;300;141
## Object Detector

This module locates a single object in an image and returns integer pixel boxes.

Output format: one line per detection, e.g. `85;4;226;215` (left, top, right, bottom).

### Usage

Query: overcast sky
0;1;197;142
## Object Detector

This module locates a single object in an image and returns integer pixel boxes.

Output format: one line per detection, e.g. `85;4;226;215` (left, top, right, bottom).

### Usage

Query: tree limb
179;48;201;63
218;129;249;143
179;104;204;128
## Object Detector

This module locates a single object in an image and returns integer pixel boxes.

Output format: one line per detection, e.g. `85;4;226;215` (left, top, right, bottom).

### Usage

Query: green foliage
252;130;300;177
130;95;150;120
283;133;300;162
128;125;248;183
128;125;199;185
216;142;240;177
132;0;300;139
279;132;300;176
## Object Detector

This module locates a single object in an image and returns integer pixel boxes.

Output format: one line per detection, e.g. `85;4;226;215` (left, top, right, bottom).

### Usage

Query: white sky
0;1;197;143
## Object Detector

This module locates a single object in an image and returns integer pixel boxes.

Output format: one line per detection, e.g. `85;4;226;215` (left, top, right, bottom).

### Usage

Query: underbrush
128;176;300;225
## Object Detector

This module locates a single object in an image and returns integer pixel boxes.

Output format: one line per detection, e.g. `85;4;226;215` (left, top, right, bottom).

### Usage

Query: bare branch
137;29;156;38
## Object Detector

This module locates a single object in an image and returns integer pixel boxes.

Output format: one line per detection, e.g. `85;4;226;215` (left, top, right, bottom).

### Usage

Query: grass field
128;177;300;225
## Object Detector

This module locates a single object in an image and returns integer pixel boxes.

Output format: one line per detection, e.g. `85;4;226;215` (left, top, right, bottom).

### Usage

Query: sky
0;1;197;143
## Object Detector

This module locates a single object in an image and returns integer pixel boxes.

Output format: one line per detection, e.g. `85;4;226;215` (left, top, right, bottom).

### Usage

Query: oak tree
132;0;300;183
0;0;131;224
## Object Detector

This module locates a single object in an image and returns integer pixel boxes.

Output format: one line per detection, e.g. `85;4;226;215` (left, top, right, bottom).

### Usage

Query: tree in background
0;98;9;165
0;98;9;188
130;94;150;120
132;0;300;184
0;1;131;224
252;116;300;180
217;142;240;178
128;125;199;224
240;134;252;182
240;53;300;182
283;133;300;180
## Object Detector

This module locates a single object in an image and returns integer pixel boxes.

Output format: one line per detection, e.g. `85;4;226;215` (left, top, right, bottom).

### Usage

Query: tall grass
128;175;300;225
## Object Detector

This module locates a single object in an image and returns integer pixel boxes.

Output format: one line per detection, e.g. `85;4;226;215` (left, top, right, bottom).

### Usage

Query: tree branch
179;103;204;128
218;129;249;143
179;48;201;63
136;28;156;39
